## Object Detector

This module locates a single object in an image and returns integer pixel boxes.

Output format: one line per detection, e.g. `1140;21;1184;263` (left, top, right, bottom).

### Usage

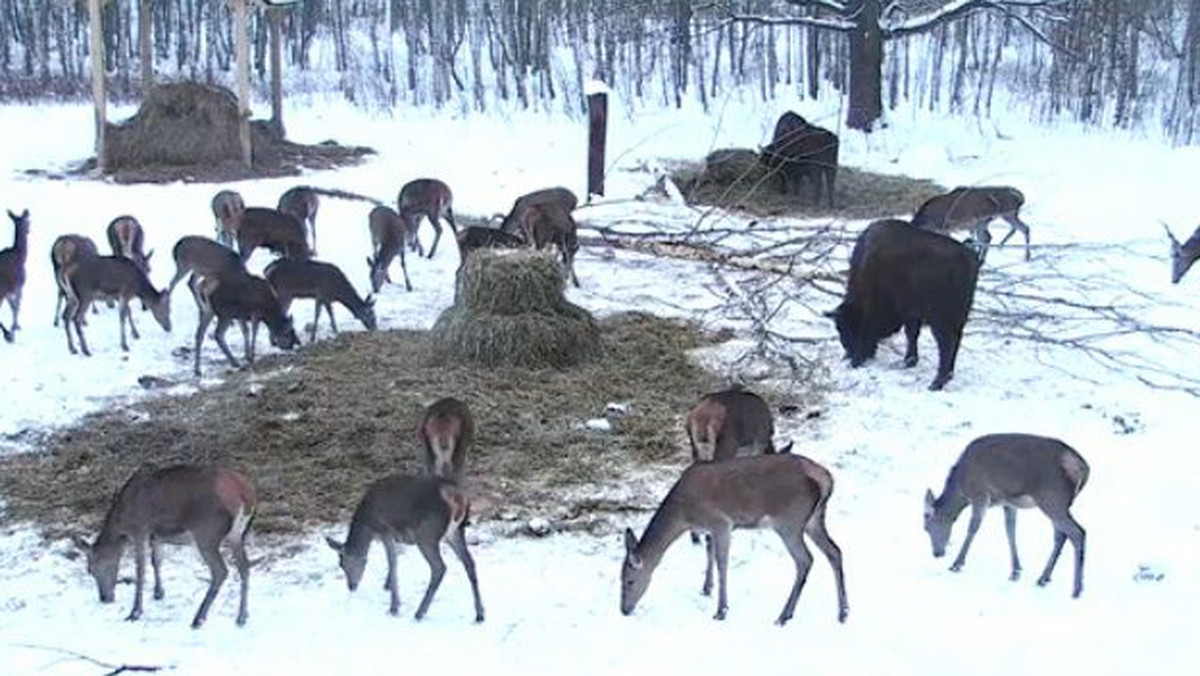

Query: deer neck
344;509;378;557
636;498;693;568
935;481;970;521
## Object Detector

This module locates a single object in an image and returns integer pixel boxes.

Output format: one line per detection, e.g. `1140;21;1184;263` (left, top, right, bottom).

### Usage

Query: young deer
192;269;300;376
50;234;101;328
924;433;1089;598
0;208;31;341
686;387;776;463
211;189;246;248
236;207;311;262
165;235;247;304
263;258;377;343
911;186;1031;263
278;185;321;254
61;255;172;356
621;448;848;626
498;186;578;234
1163;222;1200;284
326;474;485;622
366;205;414;293
398;178;456;259
519;202;581;288
106;215;153;274
417;397;474;482
75;464;257;628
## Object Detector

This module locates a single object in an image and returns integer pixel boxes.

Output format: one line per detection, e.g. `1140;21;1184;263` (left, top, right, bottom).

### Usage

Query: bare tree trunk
846;0;883;131
139;0;152;94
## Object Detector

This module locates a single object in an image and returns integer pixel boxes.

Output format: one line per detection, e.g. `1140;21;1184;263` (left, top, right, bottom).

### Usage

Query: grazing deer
106;215;153;274
621;447;848;626
499;186;578;234
165;235;247;305
924;433;1089;598
686;387;776;462
50;234;101;328
211;189;246;248
75;464;256;628
192;269;300;376
366;205;414;293
1163;222;1200;284
398;178;456;259
0;208;31;341
519;202;581;288
326;474;485;622
61;255;172;356
236;207;311;262
417;397;474;482
263;258;377;343
455;226;524;263
278;185;321;254
911;186;1031;263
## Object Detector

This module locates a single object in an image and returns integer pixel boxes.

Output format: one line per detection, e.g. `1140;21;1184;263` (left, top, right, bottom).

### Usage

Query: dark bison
825;219;980;391
760;111;839;207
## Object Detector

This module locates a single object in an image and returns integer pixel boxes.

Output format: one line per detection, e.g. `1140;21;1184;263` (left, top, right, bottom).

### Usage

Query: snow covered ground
2;91;1199;674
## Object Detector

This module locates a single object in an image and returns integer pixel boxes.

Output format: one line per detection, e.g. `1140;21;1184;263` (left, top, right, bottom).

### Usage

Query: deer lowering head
264;258;377;343
61;255;171;357
924;433;1089;598
211;189;246;248
366;205;413;293
398;178;456;259
106;215;153;274
192;269;299;376
75;464;257;628
518;202;581;288
911;186;1031;264
499;187;578;235
236;207;311;263
621;448;848;625
326;474;485;622
1163;222;1200;284
50;234;100;329
0;208;31;340
278;186;321;255
165;235;247;302
417;397;474;482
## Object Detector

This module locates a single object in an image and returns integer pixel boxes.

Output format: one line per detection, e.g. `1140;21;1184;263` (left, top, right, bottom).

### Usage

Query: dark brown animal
911;186;1031;263
1164;222;1200;284
398;178;456;259
826;219;980;391
278;186;321;254
455;226;525;263
192;269;299;376
621;448;848;626
165;235;247;306
0;209;31;341
75;464;256;628
366;205;414;293
924;433;1089;598
760;112;839;207
50;234;101;328
326;474;485;622
211;189;246;248
417;397;474;482
61;255;172;356
235;207;311;262
519;202;581;288
499;186;578;235
263;258;377;343
106;215;153;274
685;387;775;463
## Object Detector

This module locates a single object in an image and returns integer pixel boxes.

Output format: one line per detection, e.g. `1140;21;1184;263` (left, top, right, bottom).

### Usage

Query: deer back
106;216;151;273
278;186;320;224
237;208;311;260
352;475;463;547
418;397;475;481
398;178;453;217
944;433;1089;506
500;187;577;234
51;235;100;286
686;388;775;462
99;465;254;540
172;235;245;280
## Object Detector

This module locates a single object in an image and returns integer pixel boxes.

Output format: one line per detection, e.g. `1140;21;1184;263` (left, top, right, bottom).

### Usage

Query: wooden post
88;0;107;171
233;0;252;167
268;8;285;138
586;82;608;201
139;0;153;95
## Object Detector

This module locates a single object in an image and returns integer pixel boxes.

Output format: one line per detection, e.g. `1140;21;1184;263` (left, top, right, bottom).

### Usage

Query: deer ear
623;527;638;555
924;489;936;510
325;536;344;553
364;294;375;307
777;441;794;455
145;249;154;261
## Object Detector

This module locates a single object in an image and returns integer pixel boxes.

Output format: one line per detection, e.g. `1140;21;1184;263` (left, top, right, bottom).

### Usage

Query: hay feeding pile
431;249;601;368
670;147;946;220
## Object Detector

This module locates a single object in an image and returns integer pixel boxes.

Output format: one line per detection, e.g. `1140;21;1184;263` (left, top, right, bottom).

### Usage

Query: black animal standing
760;112;839;207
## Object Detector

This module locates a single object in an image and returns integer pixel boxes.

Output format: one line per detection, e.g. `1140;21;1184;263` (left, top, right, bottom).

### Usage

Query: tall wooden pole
139;0;153;95
233;0;252;167
88;0;107;170
269;8;285;138
586;83;609;200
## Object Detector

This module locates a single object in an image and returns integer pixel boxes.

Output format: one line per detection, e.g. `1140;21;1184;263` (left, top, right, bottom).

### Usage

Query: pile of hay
431;249;600;368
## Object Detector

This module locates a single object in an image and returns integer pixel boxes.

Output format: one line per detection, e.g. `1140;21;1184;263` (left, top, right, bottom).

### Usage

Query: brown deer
326;474;485;622
61;255;172;356
165;235;248;304
686;387;776;463
499;186;578;234
924;433;1089;598
1163;222;1200;284
236;207;311;262
621;447;848;626
911;186;1031;263
0;208;31;341
106;215;153;274
263;258;377;343
455;226;524;264
417;397;474;482
519;202;581;288
211;189;245;248
278;185;321;254
192;268;300;376
50;234;101;328
398;178;456;259
75;464;256;628
366;205;414;293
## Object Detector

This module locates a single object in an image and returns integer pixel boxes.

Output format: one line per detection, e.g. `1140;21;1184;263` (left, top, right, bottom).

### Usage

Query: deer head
1164;223;1200;284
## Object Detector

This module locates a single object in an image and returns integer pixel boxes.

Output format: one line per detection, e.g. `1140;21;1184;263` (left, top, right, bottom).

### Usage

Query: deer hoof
903;355;918;368
713;608;727;621
237;613;248;626
949;562;964;573
125;610;142;622
1036;575;1051;587
1009;570;1021;582
153;589;164;601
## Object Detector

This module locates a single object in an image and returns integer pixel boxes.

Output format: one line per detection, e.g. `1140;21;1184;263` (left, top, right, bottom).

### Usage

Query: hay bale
105;82;244;170
704;147;765;185
435;248;600;368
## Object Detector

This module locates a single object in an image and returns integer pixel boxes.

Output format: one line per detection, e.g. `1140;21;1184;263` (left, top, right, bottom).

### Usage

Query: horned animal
759;111;839;207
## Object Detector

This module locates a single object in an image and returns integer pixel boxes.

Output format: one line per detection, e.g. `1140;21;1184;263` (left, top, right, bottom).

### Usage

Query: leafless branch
14;643;168;675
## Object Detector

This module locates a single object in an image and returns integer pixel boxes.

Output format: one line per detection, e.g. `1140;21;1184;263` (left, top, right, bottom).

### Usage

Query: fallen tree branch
14;643;168;675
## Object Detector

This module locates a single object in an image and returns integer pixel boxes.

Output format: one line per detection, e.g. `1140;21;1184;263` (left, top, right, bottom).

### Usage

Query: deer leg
0;321;10;343
127;536;147;622
213;318;242;370
999;215;1032;261
413;537;448;620
69;297;92;357
804;508;849;623
116;298;131;351
247;320;260;364
950;502;987;572
1003;506;1022;581
9;289;20;331
191;538;229;629
427;218;443;259
150;537;165;600
126;298;141;341
701;533;715;596
902;319;921;368
775;526;813;626
398;248;413;292
325;302;339;335
193;309;215;376
382;537;402;616
710;528;732;620
1038;509;1086;598
231;528;252;626
445;526;486;623
309;301;321;343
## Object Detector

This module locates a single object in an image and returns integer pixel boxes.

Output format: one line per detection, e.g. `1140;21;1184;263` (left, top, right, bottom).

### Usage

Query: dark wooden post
268;7;285;138
586;84;608;201
88;0;106;171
